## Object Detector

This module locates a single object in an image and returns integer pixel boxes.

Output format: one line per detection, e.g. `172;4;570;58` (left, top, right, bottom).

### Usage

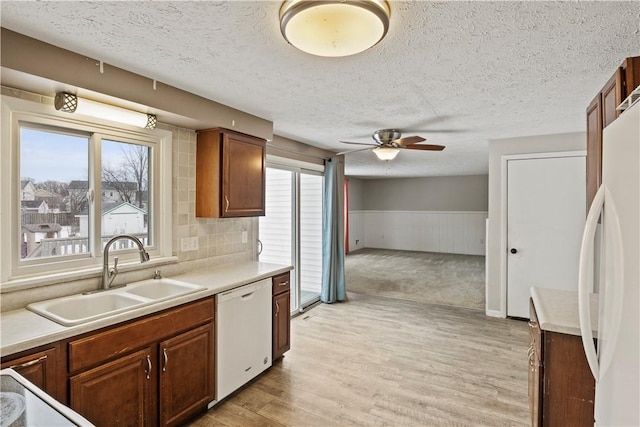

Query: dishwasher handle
241;292;255;300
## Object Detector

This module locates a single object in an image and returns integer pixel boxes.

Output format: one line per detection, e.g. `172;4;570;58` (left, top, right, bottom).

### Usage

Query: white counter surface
1;261;291;357
530;287;599;336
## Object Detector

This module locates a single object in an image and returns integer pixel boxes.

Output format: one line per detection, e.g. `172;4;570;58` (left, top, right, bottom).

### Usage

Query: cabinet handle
225;196;229;212
528;320;537;329
145;355;152;380
275;300;280;316
162;348;168;372
279;281;289;287
9;355;47;370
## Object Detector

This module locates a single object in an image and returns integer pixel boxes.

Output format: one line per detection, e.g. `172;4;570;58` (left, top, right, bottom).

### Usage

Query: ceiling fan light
280;0;391;57
373;146;399;161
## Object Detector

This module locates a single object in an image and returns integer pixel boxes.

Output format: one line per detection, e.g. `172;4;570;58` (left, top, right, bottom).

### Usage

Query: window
1;96;172;285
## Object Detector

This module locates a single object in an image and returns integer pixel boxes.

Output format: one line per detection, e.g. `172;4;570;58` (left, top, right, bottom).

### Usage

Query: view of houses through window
19;126;150;260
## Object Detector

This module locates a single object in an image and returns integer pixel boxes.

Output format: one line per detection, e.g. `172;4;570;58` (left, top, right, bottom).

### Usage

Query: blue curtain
321;157;346;303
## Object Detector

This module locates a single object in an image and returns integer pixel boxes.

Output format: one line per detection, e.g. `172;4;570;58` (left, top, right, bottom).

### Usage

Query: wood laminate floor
189;292;529;427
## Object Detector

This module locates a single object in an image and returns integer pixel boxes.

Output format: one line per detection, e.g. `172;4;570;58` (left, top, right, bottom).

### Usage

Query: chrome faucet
102;234;150;290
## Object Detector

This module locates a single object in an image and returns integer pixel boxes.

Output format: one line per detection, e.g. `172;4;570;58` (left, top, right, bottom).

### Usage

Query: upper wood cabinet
196;128;266;218
586;56;640;209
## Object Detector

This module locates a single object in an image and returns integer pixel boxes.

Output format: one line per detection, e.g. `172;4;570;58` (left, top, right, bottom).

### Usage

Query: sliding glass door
259;166;323;312
299;174;323;307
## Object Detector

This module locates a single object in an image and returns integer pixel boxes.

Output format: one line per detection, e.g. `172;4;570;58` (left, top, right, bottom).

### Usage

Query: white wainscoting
348;211;366;252
349;210;488;256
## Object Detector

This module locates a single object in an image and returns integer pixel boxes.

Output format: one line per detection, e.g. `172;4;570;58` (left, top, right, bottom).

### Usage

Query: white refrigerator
578;99;639;426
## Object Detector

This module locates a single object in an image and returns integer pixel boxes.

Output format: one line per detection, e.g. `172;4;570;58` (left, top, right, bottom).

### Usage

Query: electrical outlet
242;231;248;244
180;237;199;252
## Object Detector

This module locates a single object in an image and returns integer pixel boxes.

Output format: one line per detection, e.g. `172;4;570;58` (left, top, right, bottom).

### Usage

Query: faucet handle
153;270;162;280
109;256;119;278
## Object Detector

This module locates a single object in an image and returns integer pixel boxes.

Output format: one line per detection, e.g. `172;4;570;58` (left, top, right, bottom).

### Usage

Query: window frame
1;96;173;288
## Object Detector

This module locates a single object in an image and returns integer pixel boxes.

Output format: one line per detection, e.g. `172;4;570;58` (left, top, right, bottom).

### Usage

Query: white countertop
530;287;599;336
1;261;291;357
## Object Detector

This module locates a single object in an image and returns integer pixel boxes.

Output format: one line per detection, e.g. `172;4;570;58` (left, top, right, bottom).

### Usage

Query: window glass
19;127;89;259
101;140;151;249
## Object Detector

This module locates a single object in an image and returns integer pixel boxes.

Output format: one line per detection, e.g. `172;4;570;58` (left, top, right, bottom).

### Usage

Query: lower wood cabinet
1;346;62;402
70;348;152;426
68;297;215;427
529;298;595;426
272;272;291;361
160;324;214;427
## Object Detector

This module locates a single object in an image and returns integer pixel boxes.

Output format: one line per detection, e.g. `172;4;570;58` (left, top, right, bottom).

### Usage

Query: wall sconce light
373;146;399;161
279;0;391;57
54;92;157;129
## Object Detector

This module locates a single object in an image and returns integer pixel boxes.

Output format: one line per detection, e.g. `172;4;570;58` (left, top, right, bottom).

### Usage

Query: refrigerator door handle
578;184;605;380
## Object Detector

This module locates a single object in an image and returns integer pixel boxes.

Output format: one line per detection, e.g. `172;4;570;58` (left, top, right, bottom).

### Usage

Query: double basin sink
27;278;207;327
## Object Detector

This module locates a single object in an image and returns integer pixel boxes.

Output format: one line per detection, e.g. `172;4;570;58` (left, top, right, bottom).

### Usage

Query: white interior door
507;155;586;318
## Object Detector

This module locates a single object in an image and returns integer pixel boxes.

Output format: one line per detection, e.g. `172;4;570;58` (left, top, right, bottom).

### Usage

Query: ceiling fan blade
393;136;426;146
340;140;378;146
403;144;446;151
406;128;465;134
336;146;373;156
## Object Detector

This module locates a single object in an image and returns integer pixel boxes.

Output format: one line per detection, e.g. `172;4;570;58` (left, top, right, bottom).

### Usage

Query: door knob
510;248;518;254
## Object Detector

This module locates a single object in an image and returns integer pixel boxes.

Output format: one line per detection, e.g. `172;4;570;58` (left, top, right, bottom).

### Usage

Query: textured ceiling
1;1;639;178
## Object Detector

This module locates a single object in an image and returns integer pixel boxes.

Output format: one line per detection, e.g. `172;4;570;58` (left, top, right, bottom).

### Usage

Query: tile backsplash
0;87;258;311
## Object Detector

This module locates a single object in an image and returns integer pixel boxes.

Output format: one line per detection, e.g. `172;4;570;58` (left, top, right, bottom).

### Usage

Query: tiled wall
169;125;257;263
0;87;258;311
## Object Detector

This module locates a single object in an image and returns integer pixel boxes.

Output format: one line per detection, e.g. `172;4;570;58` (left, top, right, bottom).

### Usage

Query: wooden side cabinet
586;56;640;209
529;299;595;427
196;128;266;218
1;346;62;402
272;272;291;361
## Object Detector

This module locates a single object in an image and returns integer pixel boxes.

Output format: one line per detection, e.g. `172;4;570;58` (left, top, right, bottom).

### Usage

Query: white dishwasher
213;278;272;405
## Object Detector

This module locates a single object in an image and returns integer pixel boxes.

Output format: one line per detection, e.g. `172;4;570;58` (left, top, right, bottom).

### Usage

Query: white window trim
1;96;174;290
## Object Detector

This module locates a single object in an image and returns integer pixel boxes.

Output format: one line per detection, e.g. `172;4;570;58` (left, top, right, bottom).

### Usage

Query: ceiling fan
338;129;445;160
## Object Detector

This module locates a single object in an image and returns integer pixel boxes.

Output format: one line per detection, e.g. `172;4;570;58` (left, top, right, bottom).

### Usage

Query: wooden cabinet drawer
69;298;214;374
272;272;291;296
1;346;61;401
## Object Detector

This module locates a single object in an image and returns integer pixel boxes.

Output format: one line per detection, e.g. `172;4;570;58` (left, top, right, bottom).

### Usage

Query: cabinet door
602;70;623;128
159;324;214;427
1;347;60;400
70;348;153;427
221;131;265;217
586;94;602;211
273;291;291;360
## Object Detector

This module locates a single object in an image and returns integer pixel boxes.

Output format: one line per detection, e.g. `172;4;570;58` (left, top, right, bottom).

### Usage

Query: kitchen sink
27;292;149;327
124;278;206;300
26;278;207;327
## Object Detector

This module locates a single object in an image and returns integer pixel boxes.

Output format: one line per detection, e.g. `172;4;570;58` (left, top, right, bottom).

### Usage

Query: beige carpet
345;248;485;310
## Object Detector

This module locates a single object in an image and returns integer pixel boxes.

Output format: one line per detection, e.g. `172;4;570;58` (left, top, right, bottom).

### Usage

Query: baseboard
485;309;504;318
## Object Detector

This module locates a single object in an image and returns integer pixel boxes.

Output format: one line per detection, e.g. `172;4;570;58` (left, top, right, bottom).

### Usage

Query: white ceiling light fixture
54;92;157;129
279;0;391;58
373;146;399;161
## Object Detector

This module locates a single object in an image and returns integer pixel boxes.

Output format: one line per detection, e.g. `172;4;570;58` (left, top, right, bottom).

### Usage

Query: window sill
0;256;179;294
